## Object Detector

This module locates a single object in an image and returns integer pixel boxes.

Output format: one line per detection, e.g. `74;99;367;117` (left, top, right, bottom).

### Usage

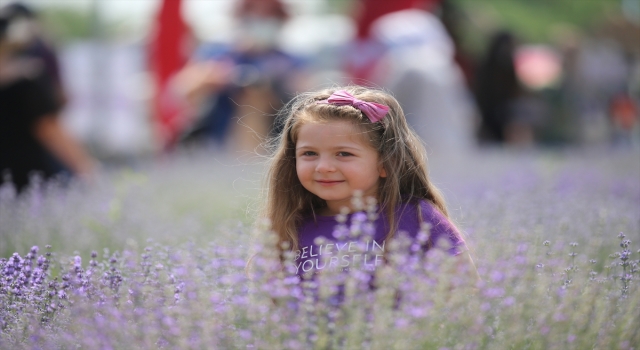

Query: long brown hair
261;85;451;253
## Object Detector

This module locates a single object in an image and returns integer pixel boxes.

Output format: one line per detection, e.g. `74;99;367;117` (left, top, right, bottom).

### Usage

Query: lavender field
1;148;639;349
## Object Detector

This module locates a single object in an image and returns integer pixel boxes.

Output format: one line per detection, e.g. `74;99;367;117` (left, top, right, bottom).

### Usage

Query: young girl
261;85;471;279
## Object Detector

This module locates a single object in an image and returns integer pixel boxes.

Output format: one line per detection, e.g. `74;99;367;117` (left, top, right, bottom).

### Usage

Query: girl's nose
315;157;335;173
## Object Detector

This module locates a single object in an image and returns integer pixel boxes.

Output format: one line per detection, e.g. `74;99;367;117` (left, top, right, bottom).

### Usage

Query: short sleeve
419;201;466;256
13;72;60;124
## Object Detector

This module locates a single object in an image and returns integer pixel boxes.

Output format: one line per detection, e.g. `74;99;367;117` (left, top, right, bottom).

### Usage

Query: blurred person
344;0;441;84
537;19;638;147
0;4;97;193
1;2;66;107
344;0;477;153
438;0;475;87
570;29;636;145
608;92;639;147
472;30;530;145
343;0;420;84
346;0;473;85
148;0;194;151
176;0;304;153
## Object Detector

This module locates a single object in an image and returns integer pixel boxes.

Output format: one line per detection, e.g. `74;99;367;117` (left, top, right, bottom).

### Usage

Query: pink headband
318;90;390;123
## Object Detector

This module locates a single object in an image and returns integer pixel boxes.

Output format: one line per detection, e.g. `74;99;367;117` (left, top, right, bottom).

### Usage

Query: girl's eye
337;152;353;157
301;151;316;156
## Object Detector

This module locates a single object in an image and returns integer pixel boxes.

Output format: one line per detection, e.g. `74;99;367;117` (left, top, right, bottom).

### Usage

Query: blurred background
1;0;639;192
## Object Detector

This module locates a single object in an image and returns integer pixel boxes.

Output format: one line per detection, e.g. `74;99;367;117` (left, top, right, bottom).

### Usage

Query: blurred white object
279;14;355;57
370;9;476;154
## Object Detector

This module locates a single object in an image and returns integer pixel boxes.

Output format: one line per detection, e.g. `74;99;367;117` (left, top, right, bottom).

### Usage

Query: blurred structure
0;2;97;193
148;0;194;151
562;15;640;147
175;0;304;153
343;0;476;153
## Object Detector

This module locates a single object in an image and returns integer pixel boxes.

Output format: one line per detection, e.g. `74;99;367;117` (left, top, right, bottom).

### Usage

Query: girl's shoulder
395;198;442;224
396;198;465;253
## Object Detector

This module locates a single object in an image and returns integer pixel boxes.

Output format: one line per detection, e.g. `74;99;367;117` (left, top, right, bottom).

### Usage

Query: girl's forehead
295;120;374;146
295;112;369;132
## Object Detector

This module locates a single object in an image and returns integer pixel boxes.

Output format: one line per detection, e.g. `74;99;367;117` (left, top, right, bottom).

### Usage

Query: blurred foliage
455;0;622;54
33;6;128;43
28;0;626;47
38;7;94;43
326;0;355;13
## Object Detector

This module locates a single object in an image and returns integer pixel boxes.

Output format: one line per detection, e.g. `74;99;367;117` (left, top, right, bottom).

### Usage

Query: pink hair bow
320;90;390;123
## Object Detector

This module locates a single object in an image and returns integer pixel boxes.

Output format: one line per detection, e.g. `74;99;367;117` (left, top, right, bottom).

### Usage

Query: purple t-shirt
295;200;465;278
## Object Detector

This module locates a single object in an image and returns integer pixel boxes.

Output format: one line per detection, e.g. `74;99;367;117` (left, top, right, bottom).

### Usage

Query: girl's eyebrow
331;145;363;151
295;144;364;151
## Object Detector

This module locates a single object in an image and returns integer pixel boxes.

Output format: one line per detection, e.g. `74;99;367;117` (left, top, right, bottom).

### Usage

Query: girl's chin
322;201;354;214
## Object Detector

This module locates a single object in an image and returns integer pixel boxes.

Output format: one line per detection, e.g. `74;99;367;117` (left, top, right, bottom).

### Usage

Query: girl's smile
295;120;386;215
316;179;344;185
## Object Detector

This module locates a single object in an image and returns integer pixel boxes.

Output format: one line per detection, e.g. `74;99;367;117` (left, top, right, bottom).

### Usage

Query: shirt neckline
308;210;374;222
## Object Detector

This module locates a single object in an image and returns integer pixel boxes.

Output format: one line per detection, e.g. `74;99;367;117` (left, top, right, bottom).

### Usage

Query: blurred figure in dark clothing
1;3;66;107
0;3;97;193
473;30;523;144
438;0;474;87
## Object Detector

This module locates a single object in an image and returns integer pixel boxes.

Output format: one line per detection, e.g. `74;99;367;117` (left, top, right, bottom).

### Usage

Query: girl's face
295;120;386;215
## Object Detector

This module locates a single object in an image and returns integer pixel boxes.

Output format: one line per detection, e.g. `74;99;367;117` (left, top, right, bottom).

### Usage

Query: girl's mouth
316;180;344;185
